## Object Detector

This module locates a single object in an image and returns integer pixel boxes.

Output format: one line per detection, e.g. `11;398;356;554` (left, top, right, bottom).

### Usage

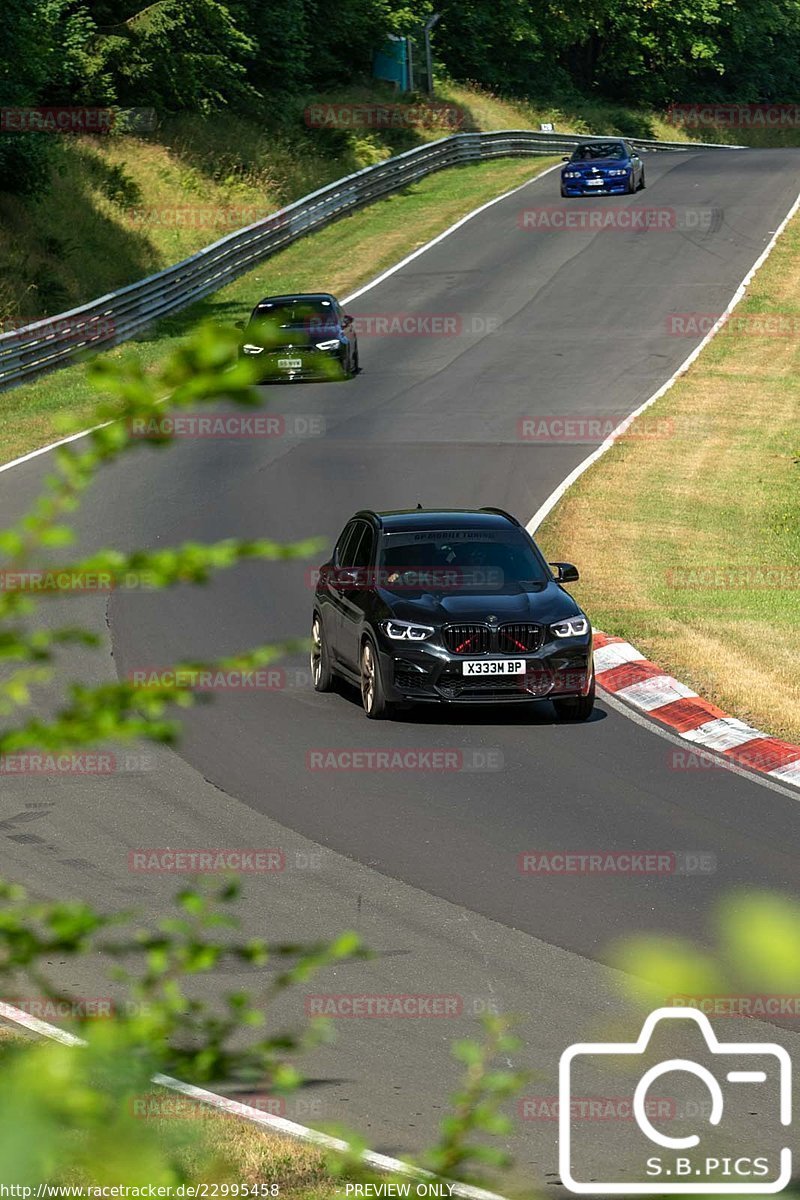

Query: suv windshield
379;528;550;591
570;142;627;161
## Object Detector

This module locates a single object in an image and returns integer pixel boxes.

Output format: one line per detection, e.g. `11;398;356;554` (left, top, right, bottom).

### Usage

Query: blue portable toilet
373;35;410;91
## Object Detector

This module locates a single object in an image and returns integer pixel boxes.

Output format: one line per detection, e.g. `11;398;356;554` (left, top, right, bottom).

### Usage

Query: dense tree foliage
434;0;800;104
2;0;800;192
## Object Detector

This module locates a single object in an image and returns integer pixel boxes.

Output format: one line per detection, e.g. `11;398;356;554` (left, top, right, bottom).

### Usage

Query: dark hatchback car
560;139;645;197
237;292;359;382
311;507;594;720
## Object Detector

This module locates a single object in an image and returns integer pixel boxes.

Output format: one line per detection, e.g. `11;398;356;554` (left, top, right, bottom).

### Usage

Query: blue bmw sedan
560;140;646;197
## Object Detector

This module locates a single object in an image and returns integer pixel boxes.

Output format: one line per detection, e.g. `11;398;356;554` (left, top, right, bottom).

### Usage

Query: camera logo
559;1007;792;1193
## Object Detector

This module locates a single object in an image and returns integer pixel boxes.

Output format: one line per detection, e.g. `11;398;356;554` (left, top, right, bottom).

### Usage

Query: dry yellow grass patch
538;211;800;741
175;1104;338;1198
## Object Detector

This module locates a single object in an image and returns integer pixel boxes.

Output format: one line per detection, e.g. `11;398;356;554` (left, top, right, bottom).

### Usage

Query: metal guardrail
0;128;745;390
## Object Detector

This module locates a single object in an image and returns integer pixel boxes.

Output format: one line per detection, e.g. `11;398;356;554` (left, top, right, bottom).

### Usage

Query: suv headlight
315;339;340;351
381;619;435;642
242;343;264;354
550;616;590;638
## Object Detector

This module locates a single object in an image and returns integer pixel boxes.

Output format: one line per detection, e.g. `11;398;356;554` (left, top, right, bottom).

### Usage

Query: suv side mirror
332;567;366;592
234;320;244;330
341;314;354;328
549;561;580;583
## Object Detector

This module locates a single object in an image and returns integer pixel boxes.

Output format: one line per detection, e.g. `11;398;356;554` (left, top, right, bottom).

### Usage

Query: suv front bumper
377;640;594;704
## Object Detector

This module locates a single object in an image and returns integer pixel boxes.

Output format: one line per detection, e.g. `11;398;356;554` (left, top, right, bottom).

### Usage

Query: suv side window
334;522;360;566
351;523;375;570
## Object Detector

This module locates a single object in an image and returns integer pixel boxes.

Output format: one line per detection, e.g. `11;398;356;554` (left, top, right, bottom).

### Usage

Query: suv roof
255;293;337;307
354;508;522;533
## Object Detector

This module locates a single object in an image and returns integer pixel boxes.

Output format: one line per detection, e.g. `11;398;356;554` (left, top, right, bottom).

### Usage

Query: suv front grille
443;623;543;655
497;623;543;653
443;625;491;655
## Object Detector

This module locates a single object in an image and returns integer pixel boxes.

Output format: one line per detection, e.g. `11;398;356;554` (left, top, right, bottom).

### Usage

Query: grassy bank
538;206;800;742
1;77;790;330
0;79;703;329
0;1028;337;1198
130;1090;339;1200
0;154;558;464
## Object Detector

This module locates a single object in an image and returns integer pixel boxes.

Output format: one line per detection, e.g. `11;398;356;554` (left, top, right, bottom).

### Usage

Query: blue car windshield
570;143;627;161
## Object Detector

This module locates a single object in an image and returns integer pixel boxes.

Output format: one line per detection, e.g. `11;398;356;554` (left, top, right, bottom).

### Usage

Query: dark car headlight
381;619;435;642
550;616;590;638
242;343;265;354
315;339;341;351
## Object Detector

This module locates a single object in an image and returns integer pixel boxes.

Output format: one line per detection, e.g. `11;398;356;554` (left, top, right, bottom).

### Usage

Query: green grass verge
0;76;738;331
538;205;800;743
0;75;790;330
0;155;558;465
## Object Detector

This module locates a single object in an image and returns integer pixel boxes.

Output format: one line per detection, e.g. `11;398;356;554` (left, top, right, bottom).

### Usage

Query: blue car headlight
606;168;629;177
563;171;582;180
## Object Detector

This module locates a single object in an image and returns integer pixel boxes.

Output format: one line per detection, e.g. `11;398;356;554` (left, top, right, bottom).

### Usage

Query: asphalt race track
2;149;800;1190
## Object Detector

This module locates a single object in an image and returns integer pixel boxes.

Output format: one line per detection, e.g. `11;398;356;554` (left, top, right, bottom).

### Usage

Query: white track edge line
597;687;800;804
0;162;563;1195
2;163;797;1177
524;184;800;799
593;639;800;794
0;1002;505;1199
526;186;800;533
0;163;559;480
343;163;561;304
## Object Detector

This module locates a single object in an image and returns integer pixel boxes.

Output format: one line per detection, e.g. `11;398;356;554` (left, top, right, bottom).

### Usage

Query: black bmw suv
311;507;594;720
